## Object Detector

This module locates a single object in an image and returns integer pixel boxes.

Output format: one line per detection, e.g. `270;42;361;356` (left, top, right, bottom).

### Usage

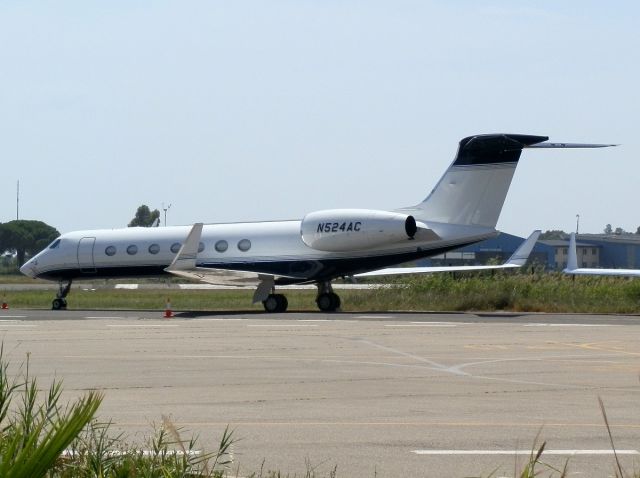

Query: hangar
422;232;640;271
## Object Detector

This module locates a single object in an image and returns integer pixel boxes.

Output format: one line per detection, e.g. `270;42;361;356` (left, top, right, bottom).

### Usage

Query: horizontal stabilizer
355;230;540;277
527;143;618;149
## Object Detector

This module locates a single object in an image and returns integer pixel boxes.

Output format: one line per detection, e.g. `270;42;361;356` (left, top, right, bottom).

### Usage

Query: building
420;232;640;270
421;232;554;268
538;239;599;270
575;234;640;269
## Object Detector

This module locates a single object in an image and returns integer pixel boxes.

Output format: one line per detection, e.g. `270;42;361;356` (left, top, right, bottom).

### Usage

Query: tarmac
1;308;639;477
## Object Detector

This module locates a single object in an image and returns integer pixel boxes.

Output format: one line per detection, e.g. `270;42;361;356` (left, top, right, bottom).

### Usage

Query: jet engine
300;209;418;252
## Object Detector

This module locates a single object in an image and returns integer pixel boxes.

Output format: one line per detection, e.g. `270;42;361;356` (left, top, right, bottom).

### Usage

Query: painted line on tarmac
247;324;319;327
357;339;468;376
412;449;639;455
192;318;248;321
354;315;394;319
85;316;139;320
385;324;457;327
0;324;36;327
106;324;179;328
524;323;620;327
0;316;27;319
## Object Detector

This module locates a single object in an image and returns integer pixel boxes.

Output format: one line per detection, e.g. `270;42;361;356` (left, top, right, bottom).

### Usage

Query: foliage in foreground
0;349;101;478
0;349;234;478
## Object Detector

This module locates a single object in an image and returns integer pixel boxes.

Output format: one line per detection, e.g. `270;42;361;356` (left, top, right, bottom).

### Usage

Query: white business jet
564;233;640;277
20;134;613;311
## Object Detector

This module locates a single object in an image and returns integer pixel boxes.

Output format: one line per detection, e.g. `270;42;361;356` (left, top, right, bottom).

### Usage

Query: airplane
563;232;640;277
20;133;614;312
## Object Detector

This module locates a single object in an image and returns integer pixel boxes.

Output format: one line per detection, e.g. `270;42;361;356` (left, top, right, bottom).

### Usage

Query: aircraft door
77;237;96;274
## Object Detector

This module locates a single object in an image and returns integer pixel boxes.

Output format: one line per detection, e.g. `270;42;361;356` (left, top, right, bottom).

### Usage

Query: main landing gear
260;281;342;313
52;280;72;310
316;281;341;312
262;293;288;313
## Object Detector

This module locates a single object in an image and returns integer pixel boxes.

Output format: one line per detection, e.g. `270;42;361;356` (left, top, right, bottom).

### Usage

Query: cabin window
148;244;160;254
170;243;182;253
238;239;251;252
215;240;228;253
49;239;61;249
105;246;117;256
198;242;205;253
126;245;138;255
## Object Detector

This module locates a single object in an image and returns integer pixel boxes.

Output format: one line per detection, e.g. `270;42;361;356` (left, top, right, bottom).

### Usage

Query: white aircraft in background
564;233;640;277
20;134;613;311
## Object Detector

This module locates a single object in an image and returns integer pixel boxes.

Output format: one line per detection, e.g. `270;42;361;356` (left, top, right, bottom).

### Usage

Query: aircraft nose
20;260;37;278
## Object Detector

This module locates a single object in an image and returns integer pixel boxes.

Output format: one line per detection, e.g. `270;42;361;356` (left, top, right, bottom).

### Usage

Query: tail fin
406;134;548;227
566;232;579;272
404;134;616;228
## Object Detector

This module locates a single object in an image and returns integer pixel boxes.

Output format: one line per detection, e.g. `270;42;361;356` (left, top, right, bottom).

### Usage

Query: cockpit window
49;239;61;249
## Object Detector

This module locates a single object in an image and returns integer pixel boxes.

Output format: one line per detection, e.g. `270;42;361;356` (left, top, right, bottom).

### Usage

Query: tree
604;224;613;234
128;205;160;227
539;230;569;240
0;220;60;267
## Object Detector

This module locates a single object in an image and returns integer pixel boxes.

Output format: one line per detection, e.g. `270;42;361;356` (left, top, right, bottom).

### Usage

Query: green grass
3;272;640;313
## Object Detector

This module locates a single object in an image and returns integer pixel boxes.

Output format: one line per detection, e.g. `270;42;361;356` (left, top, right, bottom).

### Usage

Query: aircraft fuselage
22;220;494;284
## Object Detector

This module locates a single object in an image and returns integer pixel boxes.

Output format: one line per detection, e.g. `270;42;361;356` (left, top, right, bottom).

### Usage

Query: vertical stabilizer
566;232;578;272
407;134;548;227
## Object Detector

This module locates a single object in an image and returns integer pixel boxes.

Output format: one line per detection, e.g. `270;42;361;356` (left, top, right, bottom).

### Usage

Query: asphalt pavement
1;308;639;477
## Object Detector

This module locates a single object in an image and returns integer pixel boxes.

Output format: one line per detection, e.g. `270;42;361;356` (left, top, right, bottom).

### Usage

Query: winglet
565;232;578;273
165;223;203;272
505;230;541;266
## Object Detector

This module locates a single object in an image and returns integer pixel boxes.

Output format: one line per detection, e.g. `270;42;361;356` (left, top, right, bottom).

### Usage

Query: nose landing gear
52;280;72;310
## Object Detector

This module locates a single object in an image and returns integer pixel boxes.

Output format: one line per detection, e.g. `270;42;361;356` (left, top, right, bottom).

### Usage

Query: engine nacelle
300;209;418;252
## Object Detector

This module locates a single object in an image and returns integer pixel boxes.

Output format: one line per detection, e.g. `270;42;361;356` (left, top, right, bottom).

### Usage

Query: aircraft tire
263;294;288;313
52;298;64;310
276;294;288;312
330;292;341;310
317;292;340;312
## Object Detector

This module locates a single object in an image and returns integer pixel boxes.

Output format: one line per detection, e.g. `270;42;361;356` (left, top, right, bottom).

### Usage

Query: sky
1;1;638;237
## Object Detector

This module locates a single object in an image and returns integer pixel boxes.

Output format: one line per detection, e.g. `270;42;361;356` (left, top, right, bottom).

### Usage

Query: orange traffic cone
164;298;173;318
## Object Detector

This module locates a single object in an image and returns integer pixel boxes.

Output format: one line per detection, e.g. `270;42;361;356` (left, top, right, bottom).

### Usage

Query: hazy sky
1;1;637;237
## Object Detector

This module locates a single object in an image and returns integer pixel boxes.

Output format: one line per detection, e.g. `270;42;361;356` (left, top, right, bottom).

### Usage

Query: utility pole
576;214;580;235
16;180;19;220
162;203;172;227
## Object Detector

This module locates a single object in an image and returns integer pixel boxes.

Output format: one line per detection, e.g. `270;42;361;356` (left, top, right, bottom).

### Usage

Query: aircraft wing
164;223;296;302
355;230;541;278
563;233;640;277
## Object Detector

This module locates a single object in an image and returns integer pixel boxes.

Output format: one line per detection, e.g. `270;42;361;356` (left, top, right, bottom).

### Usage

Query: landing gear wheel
52;280;72;311
263;294;288;313
316;292;340;312
52;298;67;310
